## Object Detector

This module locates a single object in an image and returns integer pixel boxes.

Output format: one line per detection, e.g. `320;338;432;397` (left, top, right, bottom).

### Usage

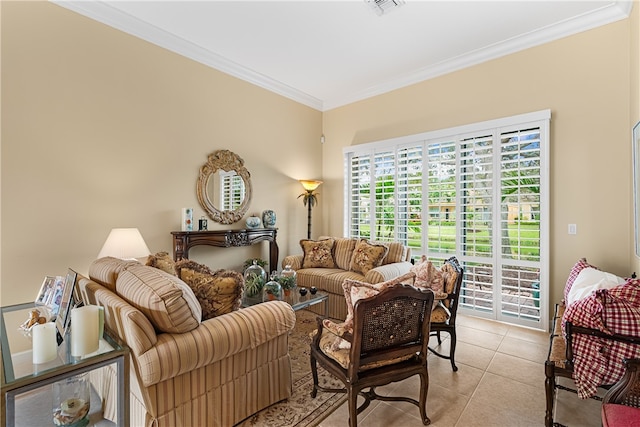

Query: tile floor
318;314;604;427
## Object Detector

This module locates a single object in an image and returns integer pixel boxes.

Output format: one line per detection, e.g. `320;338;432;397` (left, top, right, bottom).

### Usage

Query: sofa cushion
116;264;201;334
89;257;141;292
175;259;244;320
301;238;337;268
349;239;389;275
146;251;177;276
370;240;408;265
331;237;357;270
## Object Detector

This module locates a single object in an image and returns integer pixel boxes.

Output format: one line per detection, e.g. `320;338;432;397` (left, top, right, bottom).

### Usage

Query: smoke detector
366;0;406;16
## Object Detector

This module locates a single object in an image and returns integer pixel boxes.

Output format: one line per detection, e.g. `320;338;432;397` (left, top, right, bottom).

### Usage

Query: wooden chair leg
348;387;358;427
310;353;319;398
449;330;458;372
544;361;556;427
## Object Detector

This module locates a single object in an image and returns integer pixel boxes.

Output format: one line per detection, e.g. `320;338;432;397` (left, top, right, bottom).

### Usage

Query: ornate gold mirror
197;150;252;224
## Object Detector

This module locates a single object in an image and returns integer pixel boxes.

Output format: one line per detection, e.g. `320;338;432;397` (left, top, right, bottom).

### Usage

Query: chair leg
348;388;358;427
419;371;431;425
449;330;458;372
310;353;319;398
436;330;442;345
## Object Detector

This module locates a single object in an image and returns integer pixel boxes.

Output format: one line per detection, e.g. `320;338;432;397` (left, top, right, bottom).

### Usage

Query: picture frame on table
54;269;77;345
35;275;65;315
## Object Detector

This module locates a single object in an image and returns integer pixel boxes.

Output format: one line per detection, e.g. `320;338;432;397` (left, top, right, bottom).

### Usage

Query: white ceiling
54;1;632;111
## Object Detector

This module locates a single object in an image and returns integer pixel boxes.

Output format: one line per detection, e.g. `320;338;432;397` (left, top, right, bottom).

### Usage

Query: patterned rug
235;309;347;427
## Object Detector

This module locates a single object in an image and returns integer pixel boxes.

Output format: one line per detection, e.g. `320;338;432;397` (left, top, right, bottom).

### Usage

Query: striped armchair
79;257;295;427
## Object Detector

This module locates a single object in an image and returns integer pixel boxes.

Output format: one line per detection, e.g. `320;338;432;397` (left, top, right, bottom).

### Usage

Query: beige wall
0;2;322;305
322;17;633;310
1;2;638;318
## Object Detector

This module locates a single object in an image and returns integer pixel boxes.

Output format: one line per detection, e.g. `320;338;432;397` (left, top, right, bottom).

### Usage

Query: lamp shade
97;228;151;260
300;180;323;191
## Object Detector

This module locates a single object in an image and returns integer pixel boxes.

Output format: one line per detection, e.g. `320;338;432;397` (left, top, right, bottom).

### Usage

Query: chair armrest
282;254;303;270
364;261;414;283
135;301;296;387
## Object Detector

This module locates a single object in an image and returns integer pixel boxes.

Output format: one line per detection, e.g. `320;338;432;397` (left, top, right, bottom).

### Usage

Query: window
220;171;245;211
343;110;550;330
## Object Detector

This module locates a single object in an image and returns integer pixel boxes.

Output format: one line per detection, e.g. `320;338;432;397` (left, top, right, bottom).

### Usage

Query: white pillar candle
71;305;100;357
32;322;57;364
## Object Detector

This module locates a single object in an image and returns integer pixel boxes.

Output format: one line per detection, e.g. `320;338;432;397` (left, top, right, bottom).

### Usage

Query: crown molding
323;1;632;110
52;1;324;111
52;1;632;112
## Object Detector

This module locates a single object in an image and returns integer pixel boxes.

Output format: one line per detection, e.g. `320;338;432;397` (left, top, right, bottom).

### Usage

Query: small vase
262;210;276;228
246;215;261;229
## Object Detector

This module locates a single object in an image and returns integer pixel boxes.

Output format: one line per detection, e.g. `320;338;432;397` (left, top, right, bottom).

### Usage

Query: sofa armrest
135;300;296;387
282;254;303;270
364;261;414;283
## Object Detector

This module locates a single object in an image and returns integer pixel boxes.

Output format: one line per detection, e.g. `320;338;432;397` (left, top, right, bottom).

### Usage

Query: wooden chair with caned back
310;283;435;427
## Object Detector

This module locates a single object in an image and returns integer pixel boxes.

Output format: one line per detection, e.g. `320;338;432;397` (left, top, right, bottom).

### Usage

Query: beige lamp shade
300;180;323;191
97;228;151;260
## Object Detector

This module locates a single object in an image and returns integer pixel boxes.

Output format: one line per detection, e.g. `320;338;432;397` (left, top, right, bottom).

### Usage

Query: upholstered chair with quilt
310;283;435;427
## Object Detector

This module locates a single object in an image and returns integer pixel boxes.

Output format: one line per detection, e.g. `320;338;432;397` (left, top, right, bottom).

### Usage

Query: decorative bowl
299;287;308;296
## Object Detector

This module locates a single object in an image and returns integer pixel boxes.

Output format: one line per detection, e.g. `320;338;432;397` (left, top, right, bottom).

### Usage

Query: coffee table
244;290;329;317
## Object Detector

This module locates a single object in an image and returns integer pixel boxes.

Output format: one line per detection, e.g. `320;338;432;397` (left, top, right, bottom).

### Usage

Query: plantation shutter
344;110;549;330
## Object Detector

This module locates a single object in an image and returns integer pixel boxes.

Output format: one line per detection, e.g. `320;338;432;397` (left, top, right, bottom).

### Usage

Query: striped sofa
79;257;296;427
282;237;412;320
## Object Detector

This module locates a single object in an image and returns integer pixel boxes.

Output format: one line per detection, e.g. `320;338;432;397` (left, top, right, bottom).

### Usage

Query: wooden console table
171;228;279;272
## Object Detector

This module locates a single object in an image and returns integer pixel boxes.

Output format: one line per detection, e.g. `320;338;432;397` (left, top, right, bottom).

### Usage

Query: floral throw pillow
349;239;389;275
410;255;444;294
146;251;177;276
301;238;336;268
322;272;415;350
175;259;244;320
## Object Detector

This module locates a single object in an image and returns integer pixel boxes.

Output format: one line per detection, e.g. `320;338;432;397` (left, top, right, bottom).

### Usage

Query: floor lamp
298;180;323;239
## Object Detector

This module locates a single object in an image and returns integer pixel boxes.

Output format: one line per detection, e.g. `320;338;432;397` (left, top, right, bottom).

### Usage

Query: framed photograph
35;275;65;314
54;269;76;345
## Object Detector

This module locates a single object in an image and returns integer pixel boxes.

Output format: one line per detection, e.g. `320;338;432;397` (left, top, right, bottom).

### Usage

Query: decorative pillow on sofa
175;259;244;320
301;238;336;268
146;251;177;276
349;239;389;275
116;264;201;334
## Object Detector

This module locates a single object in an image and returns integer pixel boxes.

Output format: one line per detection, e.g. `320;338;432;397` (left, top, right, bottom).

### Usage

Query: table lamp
97;228;151;260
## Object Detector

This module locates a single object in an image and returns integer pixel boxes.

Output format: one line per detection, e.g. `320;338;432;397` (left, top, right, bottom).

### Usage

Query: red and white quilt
562;279;640;398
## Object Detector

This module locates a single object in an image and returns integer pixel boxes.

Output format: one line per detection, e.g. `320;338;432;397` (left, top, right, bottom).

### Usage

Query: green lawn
361;222;540;259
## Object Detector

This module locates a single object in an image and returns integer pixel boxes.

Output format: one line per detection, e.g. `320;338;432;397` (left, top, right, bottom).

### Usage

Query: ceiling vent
366;0;406;16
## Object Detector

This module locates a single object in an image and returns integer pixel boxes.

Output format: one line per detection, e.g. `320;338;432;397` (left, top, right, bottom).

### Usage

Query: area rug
235;309;347;427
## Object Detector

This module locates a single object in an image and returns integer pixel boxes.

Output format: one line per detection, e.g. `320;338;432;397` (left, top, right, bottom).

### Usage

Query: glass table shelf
0;302;130;427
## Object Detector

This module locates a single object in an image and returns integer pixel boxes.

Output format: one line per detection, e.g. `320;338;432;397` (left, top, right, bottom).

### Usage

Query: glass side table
0;302;129;427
